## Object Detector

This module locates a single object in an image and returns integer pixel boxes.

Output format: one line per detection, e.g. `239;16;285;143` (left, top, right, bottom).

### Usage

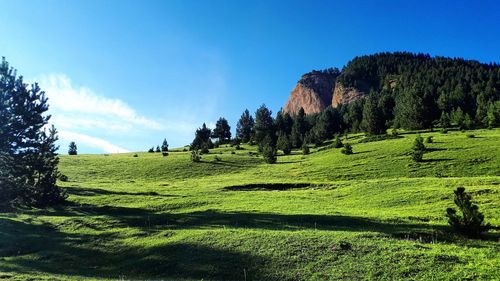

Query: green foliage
362;91;388;134
155;145;161;153
301;143;310;155
236;109;255;143
446;187;491;237
68;142;78;155
466;134;475;138
191;123;212;150
341;143;353;155
412;135;426;162
254;104;276;148
291;108;307;148
276;132;292;155
161;139;169;152
190;150;201;162
0;58;65;207
440;111;451;128
426;136;433;143
262;143;277;164
333;135;343;148
148;147;154;153
212;117;231;144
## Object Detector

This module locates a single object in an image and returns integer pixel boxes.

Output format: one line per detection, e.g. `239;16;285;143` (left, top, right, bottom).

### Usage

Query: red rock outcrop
283;71;337;115
332;83;366;108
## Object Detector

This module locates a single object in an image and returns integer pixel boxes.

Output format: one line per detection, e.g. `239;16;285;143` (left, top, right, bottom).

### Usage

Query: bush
148;147;154;153
446;187;491;237
302;143;310;155
466;134;475;138
200;143;210;154
412;149;424;162
277;132;292;155
426;136;433;143
391;129;399;136
440;128;448;134
341;143;353;155
231;151;236;155
333;135;343;148
262;144;277;164
58;174;69;182
133;154;138;157
190;150;201;162
162;152;169;157
412;135;425;162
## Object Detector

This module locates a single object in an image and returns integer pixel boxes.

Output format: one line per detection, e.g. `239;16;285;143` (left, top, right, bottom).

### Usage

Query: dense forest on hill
336;52;500;131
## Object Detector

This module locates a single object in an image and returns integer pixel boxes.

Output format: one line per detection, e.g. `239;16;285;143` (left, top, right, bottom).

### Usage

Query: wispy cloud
34;74;165;153
38;74;163;131
58;130;130;153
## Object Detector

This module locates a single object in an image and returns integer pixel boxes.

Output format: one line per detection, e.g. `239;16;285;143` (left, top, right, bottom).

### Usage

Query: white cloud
59;130;130;153
37;74;163;131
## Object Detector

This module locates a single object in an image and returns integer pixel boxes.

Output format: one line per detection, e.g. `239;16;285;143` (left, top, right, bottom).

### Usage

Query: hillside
283;53;500;129
1;129;499;280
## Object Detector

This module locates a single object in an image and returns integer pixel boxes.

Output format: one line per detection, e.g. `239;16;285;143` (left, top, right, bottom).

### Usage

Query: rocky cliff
283;70;338;115
283;69;366;115
331;81;368;108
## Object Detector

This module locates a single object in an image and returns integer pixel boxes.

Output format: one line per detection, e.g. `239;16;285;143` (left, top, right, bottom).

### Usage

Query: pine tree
155;145;161;153
0;57;65;207
362;91;387;135
446;187;491;237
68;142;78;155
412;135;425;162
291;107;307;147
333;135;343;148
440;111;451;128
212;117;231;144
276;132;292;155
161;139;169;152
451;107;465;129
254;104;275;149
191;123;212;150
236;109;255;143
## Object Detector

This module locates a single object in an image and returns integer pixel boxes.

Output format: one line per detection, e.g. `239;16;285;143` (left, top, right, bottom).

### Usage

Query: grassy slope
0;129;499;280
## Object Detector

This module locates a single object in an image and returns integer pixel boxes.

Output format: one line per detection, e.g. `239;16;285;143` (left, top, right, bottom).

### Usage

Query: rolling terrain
1;129;499;280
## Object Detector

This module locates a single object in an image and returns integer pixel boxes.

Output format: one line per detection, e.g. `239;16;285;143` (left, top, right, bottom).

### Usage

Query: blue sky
1;0;499;153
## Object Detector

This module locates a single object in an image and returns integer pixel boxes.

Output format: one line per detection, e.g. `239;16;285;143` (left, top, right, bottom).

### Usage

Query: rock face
331;83;366;108
283;71;337;115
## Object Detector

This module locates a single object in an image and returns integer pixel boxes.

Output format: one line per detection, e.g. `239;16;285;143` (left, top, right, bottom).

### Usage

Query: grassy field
0;129;499;280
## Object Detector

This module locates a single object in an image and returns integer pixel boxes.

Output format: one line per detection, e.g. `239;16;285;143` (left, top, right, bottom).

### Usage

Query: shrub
426;136;433;143
466;134;475;138
58;174;69;182
440;128;448;134
333;135;343;148
148;147;154;153
341;143;353;155
200;143;210;154
262;144;277;164
162;152;169;157
391;129;399;136
302;143;310;155
231;151;236;155
412;135;425;162
190;150;201;162
133;154;138;157
277;132;292;155
446;187;491;237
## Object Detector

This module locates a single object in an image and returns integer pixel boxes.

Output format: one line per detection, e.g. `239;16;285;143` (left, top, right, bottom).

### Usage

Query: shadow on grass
64;186;179;197
421;158;453;163
0;218;268;280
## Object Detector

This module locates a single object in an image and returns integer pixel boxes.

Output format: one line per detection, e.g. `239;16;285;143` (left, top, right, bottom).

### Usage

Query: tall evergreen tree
236;109;254;143
191;123;212;150
0;57;65;207
254;104;276;148
291;107;307;147
212;117;231;144
362;91;387;135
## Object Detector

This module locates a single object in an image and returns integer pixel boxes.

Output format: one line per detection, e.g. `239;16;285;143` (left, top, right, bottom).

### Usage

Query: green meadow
1;129;499;280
